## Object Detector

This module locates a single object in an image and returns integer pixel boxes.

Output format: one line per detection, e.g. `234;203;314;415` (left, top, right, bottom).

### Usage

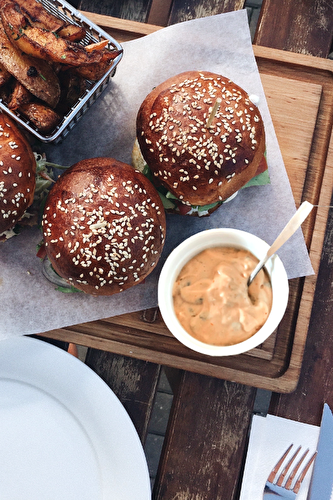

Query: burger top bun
0;112;36;236
42;157;166;296
136;70;266;206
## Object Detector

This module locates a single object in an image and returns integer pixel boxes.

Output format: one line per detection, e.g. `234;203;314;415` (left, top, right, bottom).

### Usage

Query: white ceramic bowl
158;228;289;356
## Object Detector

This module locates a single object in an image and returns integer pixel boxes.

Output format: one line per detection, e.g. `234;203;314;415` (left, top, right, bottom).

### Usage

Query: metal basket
0;0;123;144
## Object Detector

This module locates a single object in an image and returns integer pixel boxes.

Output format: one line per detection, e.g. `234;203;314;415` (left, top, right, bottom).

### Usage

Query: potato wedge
85;40;109;52
19;102;61;134
56;70;86;115
0;62;11;87
1;2;114;67
73;49;122;81
16;0;86;41
0;20;60;108
8;81;33;109
12;0;65;32
57;24;87;42
0;79;12;103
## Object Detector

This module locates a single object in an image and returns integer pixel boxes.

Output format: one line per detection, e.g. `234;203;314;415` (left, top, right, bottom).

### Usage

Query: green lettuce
142;163;270;212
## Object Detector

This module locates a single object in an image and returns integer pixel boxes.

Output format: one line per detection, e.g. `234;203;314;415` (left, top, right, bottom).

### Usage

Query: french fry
12;0;65;32
8;81;33;110
0;20;60;108
19;102;62;134
0;0;121;134
1;2;113;67
57;24;87;42
85;40;109;52
56;70;86;115
0;63;11;87
74;49;123;81
0;79;12;103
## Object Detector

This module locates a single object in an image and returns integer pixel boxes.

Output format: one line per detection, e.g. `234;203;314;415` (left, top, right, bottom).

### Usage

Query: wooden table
41;1;333;498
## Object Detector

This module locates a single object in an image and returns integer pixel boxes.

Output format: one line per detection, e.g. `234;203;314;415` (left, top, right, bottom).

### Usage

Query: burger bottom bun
42;157;166;296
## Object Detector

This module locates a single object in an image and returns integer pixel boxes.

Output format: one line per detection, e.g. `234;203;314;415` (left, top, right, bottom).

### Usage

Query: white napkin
240;414;319;500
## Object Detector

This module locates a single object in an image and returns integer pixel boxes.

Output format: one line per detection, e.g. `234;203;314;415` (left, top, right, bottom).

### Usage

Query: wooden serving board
42;16;333;393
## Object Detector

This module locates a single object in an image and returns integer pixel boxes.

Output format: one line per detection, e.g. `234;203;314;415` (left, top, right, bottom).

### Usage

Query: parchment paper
0;10;314;339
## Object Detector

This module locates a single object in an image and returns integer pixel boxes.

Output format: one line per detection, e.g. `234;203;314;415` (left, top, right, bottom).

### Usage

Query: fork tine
293;451;317;494
284;449;309;489
276;446;302;487
267;444;293;482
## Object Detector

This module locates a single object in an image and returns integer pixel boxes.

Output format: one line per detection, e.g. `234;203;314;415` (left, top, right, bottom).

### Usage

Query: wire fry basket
0;0;123;143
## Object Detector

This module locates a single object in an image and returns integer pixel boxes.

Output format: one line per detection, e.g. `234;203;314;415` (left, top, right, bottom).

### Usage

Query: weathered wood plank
85;349;161;442
147;0;173;26
254;0;333;427
154;371;256;499
77;0;246;26
254;0;333;58
269;132;333;425
79;12;162;42
77;0;151;23
168;0;245;25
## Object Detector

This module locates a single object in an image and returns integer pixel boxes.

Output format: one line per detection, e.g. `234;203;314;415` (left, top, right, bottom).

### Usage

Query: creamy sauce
172;247;272;346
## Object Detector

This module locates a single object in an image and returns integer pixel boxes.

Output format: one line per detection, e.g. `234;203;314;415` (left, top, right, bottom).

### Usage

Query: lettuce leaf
142;163;270;212
242;168;271;188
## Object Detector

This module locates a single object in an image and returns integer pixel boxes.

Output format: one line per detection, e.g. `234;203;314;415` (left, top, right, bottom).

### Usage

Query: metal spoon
248;201;314;287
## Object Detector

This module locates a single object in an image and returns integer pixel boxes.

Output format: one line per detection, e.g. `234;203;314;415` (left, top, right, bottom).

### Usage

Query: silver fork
263;444;317;499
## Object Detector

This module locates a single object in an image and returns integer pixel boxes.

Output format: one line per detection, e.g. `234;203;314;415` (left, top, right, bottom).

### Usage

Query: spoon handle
249;201;313;284
266;201;313;258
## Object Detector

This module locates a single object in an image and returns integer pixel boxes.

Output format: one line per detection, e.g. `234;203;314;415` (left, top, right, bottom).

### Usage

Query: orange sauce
172;247;272;346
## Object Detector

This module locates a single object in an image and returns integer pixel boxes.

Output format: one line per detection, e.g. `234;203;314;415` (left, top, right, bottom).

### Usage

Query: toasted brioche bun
0;112;36;237
136;71;265;207
42;157;166;296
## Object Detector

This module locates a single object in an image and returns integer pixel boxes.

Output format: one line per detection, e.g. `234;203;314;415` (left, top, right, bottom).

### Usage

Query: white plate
0;336;151;500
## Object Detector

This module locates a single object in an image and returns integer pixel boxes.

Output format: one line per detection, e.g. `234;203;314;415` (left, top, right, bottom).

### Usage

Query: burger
134;70;268;216
0;112;36;240
42;157;166;295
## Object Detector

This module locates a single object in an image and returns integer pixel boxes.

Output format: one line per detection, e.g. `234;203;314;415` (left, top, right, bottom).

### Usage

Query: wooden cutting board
41;17;333;393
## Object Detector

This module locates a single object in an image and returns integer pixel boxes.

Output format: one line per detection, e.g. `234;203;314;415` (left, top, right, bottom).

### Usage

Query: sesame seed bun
42;157;166;296
136;70;265;209
0;112;36;237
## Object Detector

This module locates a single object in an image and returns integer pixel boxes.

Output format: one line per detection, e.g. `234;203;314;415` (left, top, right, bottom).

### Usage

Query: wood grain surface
77;0;246;27
79;6;333;500
41;28;333;392
269;130;333;425
260;74;322;205
154;372;256;499
78;0;151;23
85;349;161;441
49;6;333;499
254;0;333;58
168;0;245;25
